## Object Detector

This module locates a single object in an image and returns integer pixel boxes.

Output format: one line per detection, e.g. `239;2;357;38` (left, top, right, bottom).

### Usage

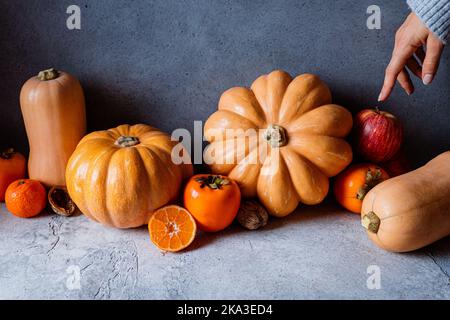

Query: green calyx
195;175;230;190
356;167;384;201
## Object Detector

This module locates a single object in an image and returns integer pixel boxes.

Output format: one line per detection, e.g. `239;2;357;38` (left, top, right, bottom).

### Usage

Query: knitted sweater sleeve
407;0;450;44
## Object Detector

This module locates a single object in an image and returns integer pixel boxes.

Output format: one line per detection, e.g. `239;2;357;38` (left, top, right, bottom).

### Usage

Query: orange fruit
5;179;47;218
0;148;27;202
334;164;389;214
148;205;197;252
183;174;241;232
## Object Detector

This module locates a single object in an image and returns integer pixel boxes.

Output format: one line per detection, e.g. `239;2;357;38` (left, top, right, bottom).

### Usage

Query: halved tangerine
148;205;197;252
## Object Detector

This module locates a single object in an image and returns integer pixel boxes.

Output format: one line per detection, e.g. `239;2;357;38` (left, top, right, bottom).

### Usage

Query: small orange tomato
5;179;47;218
0;148;27;202
184;174;241;232
334;164;389;214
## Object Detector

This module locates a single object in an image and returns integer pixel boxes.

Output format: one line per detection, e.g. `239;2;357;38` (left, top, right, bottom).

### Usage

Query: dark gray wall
1;0;449;167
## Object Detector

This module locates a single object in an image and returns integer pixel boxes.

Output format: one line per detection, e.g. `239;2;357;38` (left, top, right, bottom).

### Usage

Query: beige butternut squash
361;151;450;252
20;68;86;187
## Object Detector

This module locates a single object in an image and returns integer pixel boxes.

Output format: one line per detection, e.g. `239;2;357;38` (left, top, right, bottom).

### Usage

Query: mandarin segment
148;205;196;252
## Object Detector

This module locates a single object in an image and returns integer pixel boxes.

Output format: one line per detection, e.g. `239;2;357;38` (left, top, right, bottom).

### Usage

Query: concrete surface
1;0;449;168
0;0;449;300
0;202;449;299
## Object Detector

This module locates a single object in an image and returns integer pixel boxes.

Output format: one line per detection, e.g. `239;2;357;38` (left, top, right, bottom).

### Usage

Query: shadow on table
188;199;450;262
187;199;356;252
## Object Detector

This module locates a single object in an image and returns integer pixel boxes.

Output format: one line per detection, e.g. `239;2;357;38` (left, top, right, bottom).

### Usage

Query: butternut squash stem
361;211;381;233
115;136;140;147
37;68;59;81
264;124;287;148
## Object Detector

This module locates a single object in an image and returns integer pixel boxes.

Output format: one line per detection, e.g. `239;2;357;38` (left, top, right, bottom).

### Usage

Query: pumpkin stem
115;136;140;147
37;68;60;81
194;175;230;190
0;148;15;159
361;211;381;233
264;124;287;148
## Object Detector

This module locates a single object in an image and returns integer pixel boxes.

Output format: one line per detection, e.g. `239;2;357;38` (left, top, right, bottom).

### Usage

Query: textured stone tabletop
0;201;449;299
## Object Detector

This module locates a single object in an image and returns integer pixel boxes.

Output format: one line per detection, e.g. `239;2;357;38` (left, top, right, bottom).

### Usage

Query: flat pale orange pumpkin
204;70;353;217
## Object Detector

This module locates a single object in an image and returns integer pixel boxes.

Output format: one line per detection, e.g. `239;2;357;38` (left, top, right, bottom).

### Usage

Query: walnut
48;186;76;217
236;200;269;230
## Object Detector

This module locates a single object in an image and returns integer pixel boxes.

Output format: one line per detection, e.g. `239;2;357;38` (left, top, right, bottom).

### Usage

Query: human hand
378;13;445;101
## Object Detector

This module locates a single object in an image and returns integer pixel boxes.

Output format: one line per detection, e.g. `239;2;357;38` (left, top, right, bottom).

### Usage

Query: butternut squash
361;151;450;252
20;68;86;187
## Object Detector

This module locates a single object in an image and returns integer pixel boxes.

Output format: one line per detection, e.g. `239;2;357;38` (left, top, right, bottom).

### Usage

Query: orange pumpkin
20;68;86;187
204;70;353;217
0;148;27;202
65;124;193;228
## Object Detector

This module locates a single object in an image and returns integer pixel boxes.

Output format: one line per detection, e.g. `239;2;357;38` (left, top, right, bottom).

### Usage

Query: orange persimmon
334;164;389;214
5;179;47;218
184;174;241;232
0;148;26;202
148;205;196;252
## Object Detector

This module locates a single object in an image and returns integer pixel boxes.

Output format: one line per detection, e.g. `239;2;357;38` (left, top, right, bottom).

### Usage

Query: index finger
379;43;417;101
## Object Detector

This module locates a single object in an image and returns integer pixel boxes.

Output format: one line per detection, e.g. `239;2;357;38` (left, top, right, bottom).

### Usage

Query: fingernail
378;92;384;101
423;74;434;85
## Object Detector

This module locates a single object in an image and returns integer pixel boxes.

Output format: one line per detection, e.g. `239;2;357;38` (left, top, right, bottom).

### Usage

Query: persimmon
184;174;241;232
5;179;47;218
148;205;196;252
334;164;389;214
0;148;26;202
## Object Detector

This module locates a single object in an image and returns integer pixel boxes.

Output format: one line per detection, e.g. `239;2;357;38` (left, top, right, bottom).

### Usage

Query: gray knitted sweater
407;0;450;44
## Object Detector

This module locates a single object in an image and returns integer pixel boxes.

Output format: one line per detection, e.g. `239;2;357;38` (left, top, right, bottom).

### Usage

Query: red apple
354;108;403;163
381;150;411;177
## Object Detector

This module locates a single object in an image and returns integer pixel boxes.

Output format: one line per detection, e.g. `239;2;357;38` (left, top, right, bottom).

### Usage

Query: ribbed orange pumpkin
204;70;353;217
65;124;193;228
